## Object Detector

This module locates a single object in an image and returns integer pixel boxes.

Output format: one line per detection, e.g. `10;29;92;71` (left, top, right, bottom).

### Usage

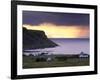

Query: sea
24;38;90;55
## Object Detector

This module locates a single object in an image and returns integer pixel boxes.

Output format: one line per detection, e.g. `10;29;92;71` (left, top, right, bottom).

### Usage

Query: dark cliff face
23;27;58;49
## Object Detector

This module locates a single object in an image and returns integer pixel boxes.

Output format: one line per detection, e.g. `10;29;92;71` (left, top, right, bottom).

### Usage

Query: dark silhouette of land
23;27;58;49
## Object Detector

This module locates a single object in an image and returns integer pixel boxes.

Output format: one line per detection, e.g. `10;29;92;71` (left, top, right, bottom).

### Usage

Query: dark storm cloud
23;11;89;26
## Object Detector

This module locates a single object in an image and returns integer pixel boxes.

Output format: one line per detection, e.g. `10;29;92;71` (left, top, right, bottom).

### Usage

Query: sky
23;11;90;38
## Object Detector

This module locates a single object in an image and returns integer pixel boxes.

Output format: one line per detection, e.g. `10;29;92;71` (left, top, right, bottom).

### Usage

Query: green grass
23;56;89;69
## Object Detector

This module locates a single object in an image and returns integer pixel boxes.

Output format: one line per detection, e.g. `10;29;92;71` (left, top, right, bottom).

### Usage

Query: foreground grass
23;56;89;69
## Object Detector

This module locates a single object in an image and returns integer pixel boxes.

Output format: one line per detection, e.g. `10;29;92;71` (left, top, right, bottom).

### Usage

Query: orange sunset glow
23;23;89;38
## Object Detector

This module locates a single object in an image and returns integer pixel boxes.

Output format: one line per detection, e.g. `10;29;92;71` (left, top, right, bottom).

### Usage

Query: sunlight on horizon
23;23;89;38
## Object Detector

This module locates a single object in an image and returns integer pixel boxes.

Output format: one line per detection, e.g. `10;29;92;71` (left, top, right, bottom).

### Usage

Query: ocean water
24;38;90;55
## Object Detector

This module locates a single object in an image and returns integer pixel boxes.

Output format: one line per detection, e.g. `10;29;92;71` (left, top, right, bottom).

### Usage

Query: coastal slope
23;27;58;49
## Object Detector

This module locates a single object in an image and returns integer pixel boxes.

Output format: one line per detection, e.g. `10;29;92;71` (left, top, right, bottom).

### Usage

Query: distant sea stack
23;27;58;49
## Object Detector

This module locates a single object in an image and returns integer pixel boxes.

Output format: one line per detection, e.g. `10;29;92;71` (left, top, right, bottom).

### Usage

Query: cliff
23;27;58;49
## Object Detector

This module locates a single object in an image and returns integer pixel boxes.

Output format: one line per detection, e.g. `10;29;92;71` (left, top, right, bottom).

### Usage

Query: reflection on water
24;38;89;55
